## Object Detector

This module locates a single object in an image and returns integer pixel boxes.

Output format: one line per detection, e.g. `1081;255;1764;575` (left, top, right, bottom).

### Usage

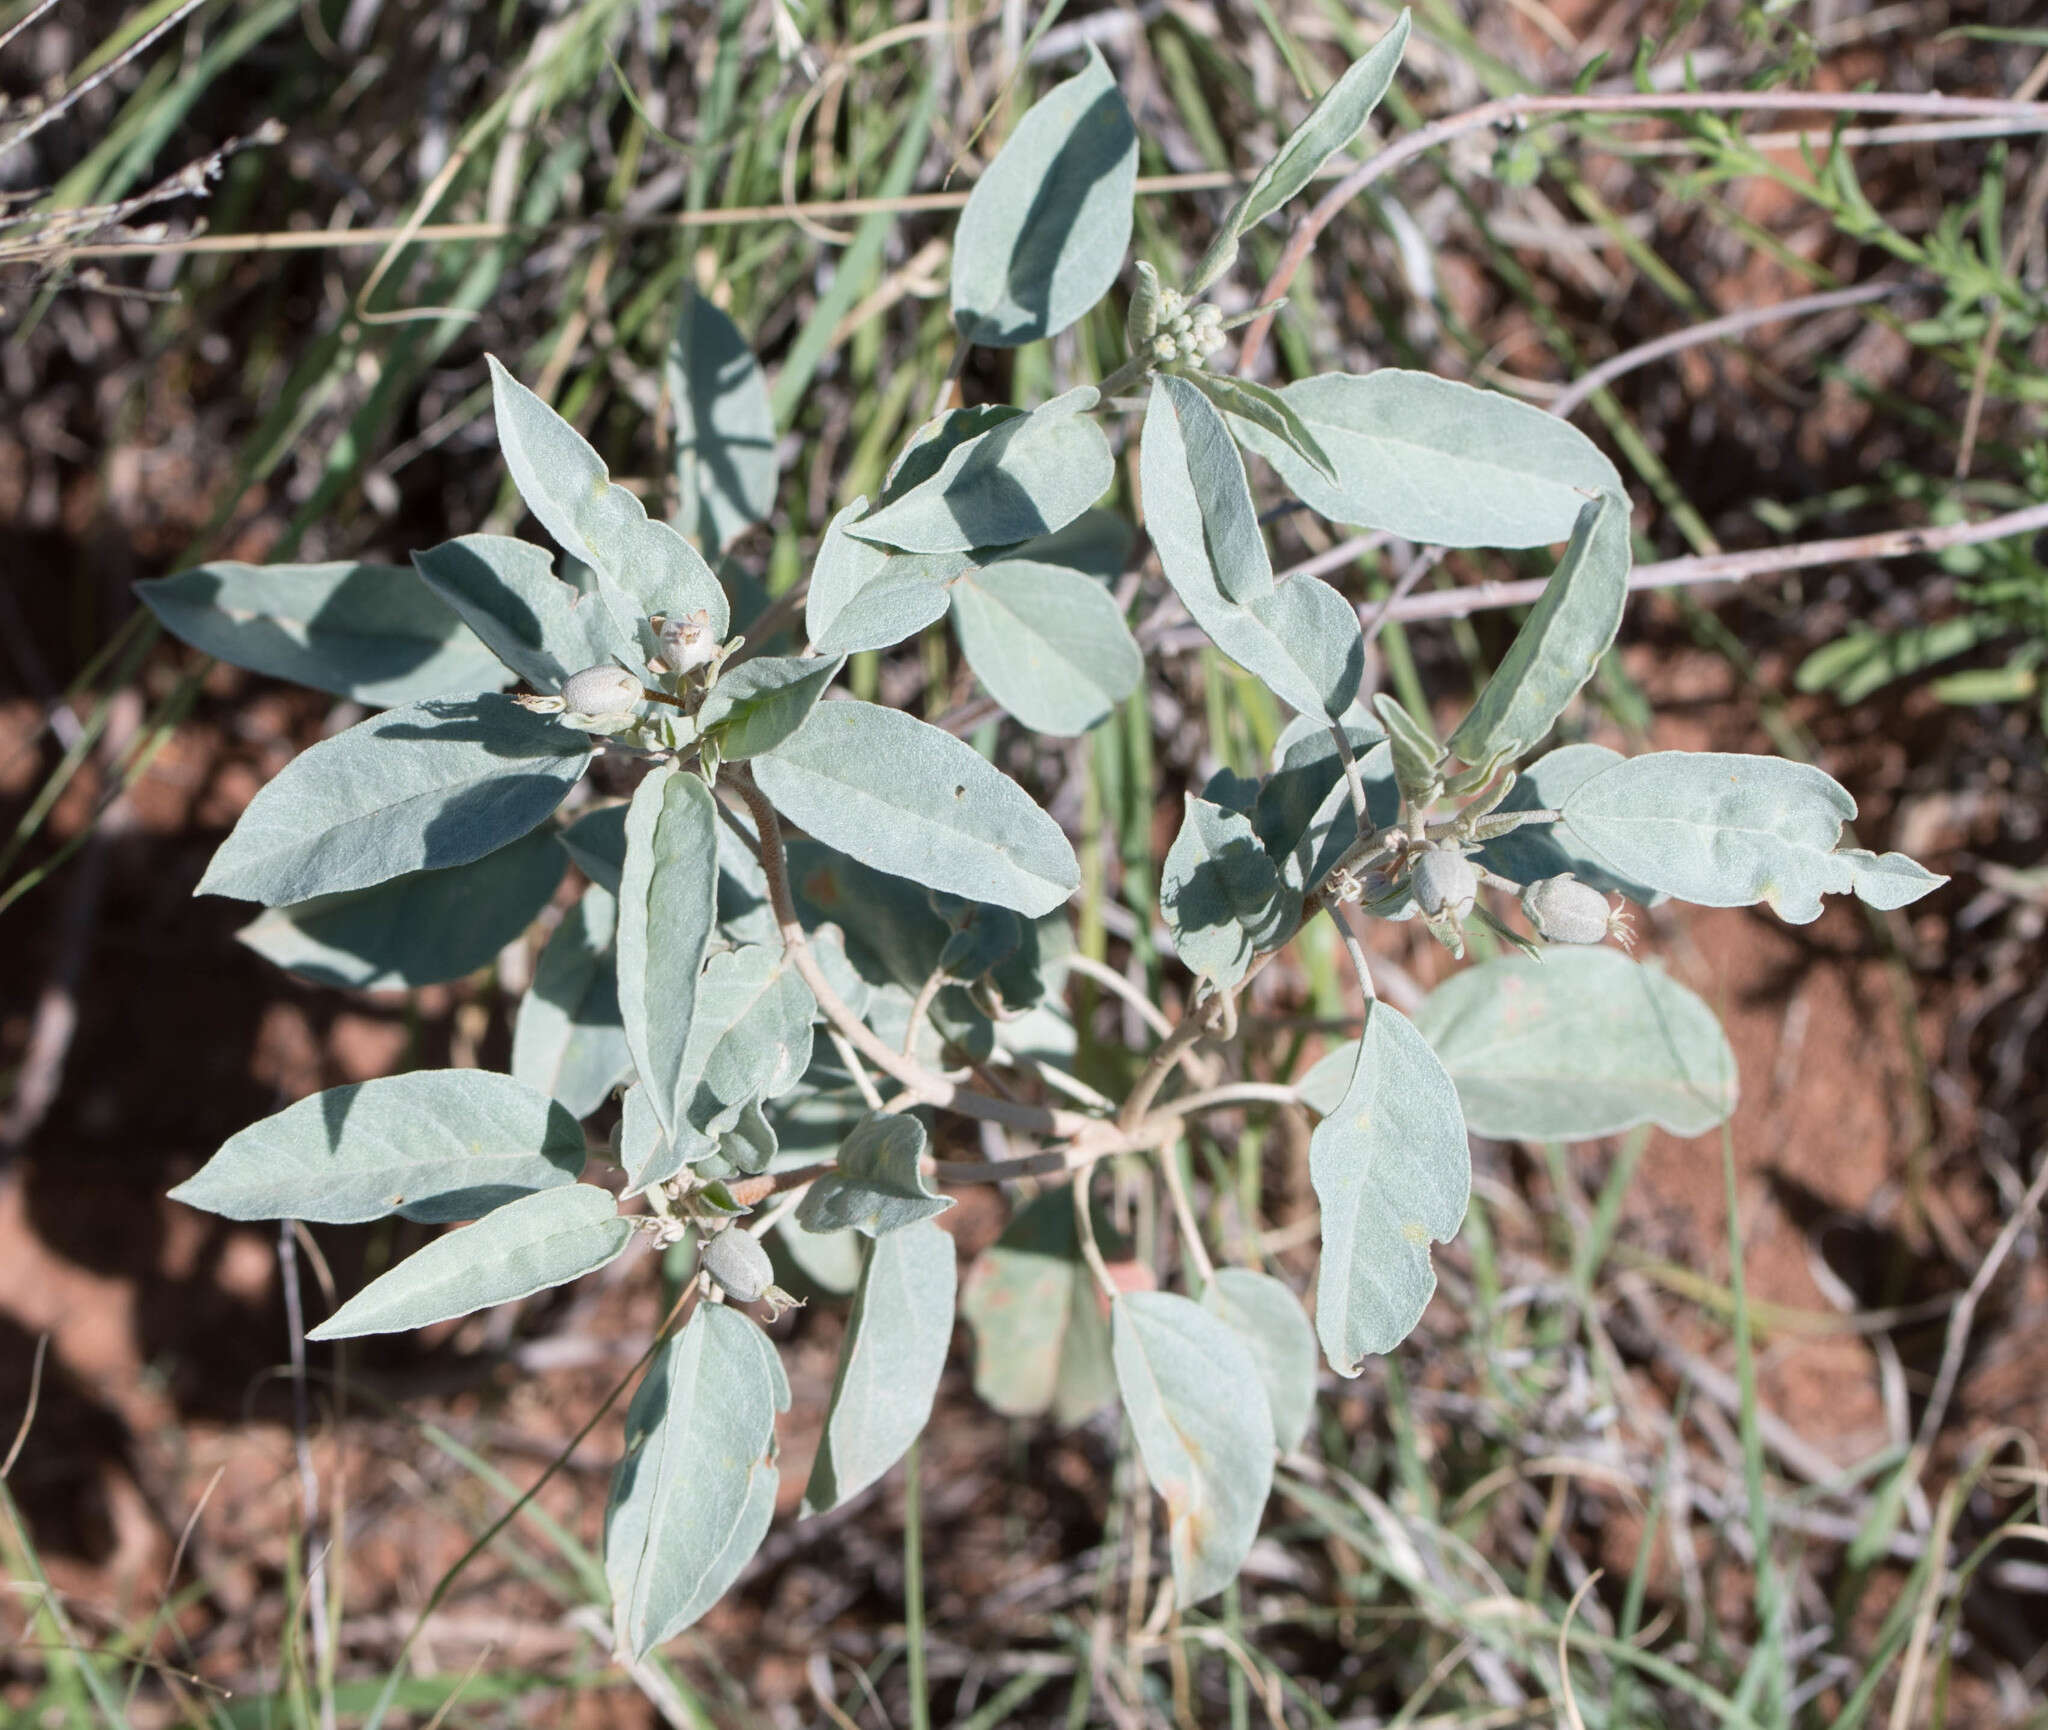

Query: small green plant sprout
146;13;1947;1652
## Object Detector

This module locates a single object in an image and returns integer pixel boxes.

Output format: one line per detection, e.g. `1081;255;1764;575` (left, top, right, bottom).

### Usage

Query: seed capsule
559;664;644;716
658;608;722;675
1411;848;1479;921
1520;874;1626;946
698;1225;775;1304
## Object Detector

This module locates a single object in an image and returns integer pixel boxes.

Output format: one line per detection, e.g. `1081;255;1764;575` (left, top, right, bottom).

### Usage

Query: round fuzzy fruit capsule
1411;848;1479;920
658;608;722;675
559;664;644;716
698;1225;775;1304
1520;873;1621;945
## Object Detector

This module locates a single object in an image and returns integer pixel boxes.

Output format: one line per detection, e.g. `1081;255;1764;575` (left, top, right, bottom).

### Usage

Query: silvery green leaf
196;695;590;906
960;1188;1117;1423
1200;1268;1319;1454
849;388;1113;555
512;885;633;1118
776;1209;866;1294
136;561;507;707
950;47;1138;347
805;499;962;656
1189;10;1411;294
618;1083;667;1185
802;1217;956;1515
1142;376;1363;718
1230;371;1624;547
796;1113;952;1237
712;1101;778;1178
630;944;816;1186
935;903;1022;983
1112;1291;1275;1605
487;355;729;636
1254;724;1399;893
606;1304;788;1657
1558;752;1948;924
412;533;637;694
755;699;1080;916
169;1070;585;1224
238;827;564;992
949;559;1142;735
880;405;1024;498
1179;370;1335;482
306;1184;631;1340
669;286;778;553
1410;948;1738;1140
787;839;954;994
561;803;627;894
1371;692;1445;806
1446;493;1632;768
1307;1001;1468;1374
617;766;720;1147
698;654;843;759
1161;794;1295;987
1471;743;1663;903
1011;506;1133;578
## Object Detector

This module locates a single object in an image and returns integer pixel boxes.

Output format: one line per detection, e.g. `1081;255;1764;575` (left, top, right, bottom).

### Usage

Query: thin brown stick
1237;89;2048;373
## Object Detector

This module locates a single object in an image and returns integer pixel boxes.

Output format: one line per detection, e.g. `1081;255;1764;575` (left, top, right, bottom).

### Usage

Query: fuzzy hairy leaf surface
951;48;1138;347
949;559;1142;735
238;828;564;992
1161;794;1294;987
1306;1002;1469;1375
1559;752;1947;923
512;885;634;1119
1471;743;1663;903
804;499;963;655
617;766;720;1148
698;654;843;760
1142;375;1363;718
669;287;779;553
1112;1291;1275;1605
169;1070;585;1224
754;699;1080;916
307;1184;631;1339
796;1113;952;1237
137;561;508;707
606;1304;789;1657
196;695;589;907
1230;371;1624;548
1190;11;1411;293
1200;1268;1319;1455
1446;492;1632;767
803;1218;956;1515
412;533;636;693
1408;948;1737;1140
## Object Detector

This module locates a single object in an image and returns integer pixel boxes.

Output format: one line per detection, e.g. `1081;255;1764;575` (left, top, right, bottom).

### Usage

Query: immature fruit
1411;848;1479;921
1520;873;1624;946
698;1224;775;1304
659;608;721;675
559;664;644;716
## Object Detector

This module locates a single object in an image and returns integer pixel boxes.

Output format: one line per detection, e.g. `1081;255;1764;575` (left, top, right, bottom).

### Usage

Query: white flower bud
698;1225;775;1303
1153;334;1179;362
559;665;644;716
1520;874;1628;946
1411;848;1479;920
658;608;722;675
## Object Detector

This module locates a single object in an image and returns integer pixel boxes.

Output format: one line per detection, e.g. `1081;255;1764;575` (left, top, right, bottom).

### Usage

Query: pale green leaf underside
307;1184;631;1339
803;1217;956;1514
196;695;589;907
1559;751;1947;924
1446;491;1632;767
1408;948;1738;1141
136;561;507;707
1190;10;1411;293
1112;1290;1275;1606
238;828;564;992
951;46;1138;348
605;1304;789;1658
796;1113;952;1237
804;498;962;655
949;559;1142;736
1230;370;1625;548
617;766;721;1147
960;1189;1117;1424
1307;1002;1469;1376
754;698;1080;916
413;533;636;694
669;286;779;553
848;388;1113;555
169;1069;585;1224
512;885;633;1119
1200;1268;1319;1455
1472;743;1664;904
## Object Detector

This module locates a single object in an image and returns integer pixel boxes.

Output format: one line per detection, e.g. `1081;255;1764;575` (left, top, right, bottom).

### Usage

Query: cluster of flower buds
1149;286;1227;367
1520;873;1634;948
